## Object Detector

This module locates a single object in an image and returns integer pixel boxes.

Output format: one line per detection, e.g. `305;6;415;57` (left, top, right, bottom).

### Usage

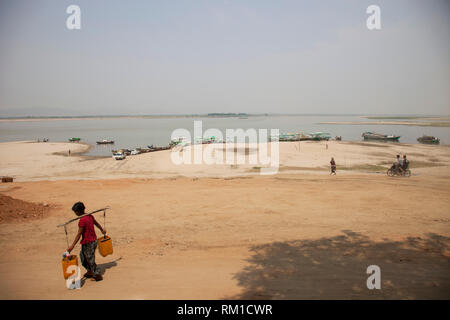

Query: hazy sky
0;0;449;116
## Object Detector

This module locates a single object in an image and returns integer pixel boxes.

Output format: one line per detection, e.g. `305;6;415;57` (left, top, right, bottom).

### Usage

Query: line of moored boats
67;132;441;161
111;146;171;160
278;131;440;144
361;132;440;144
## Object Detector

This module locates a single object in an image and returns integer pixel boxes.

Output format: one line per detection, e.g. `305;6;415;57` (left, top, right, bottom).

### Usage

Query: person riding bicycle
394;155;403;174
402;155;409;171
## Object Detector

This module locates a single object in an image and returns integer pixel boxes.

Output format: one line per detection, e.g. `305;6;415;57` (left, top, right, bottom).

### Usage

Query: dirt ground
0;194;52;223
0;168;449;299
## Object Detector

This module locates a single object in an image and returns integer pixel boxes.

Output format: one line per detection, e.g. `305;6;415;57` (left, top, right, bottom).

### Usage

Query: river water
1;115;449;156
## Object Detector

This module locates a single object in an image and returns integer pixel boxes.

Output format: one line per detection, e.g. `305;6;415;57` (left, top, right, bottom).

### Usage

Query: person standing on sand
67;202;106;281
68;149;71;156
330;157;336;175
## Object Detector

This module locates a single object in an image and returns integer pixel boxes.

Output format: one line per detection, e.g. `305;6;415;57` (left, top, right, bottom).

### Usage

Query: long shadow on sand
78;257;122;287
229;231;450;299
98;257;122;276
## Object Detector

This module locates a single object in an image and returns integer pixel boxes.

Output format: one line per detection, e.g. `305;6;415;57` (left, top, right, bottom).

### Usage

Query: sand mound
0;194;51;223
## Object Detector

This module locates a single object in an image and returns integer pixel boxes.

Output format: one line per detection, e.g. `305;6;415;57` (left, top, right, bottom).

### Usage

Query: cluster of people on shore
329;154;409;176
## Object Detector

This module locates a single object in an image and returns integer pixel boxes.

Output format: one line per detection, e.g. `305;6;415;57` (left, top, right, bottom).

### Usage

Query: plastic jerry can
97;235;113;257
62;255;79;279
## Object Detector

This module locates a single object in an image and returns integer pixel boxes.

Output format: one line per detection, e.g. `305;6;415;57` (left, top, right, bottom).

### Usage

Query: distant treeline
0;113;268;120
207;113;250;117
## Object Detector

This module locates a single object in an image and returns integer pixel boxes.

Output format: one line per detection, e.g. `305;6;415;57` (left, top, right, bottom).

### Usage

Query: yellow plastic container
62;255;78;279
97;235;113;257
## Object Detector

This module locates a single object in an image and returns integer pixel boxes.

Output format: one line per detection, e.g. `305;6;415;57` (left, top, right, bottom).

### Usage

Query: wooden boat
200;136;218;144
96;139;114;145
417;135;440;144
310;132;331;141
279;131;334;142
68;137;81;142
279;132;313;142
170;137;190;147
147;145;171;152
279;133;300;142
362;132;400;141
136;147;151;153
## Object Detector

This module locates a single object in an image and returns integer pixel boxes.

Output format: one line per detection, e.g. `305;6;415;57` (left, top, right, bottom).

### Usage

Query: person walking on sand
67;202;106;281
330;157;336;175
68;149;71;156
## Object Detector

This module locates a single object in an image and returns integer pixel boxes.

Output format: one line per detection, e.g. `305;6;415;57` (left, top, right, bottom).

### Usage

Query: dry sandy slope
0;170;449;299
1;140;450;181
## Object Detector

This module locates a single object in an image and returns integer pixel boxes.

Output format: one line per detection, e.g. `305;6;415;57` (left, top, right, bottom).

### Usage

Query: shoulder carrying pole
57;206;110;228
64;225;69;248
103;209;106;233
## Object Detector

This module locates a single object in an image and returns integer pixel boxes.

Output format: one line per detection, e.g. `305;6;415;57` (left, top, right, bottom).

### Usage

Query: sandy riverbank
1;140;450;181
0;140;449;299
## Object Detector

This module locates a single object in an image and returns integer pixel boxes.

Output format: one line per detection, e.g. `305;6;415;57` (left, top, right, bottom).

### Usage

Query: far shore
2;114;450;123
0;114;259;122
319;121;450;127
0;116;189;122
